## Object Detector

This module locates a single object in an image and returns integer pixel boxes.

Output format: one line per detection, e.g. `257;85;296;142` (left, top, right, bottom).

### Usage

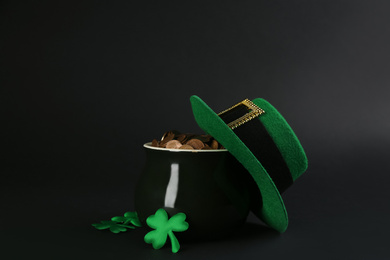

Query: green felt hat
190;95;308;232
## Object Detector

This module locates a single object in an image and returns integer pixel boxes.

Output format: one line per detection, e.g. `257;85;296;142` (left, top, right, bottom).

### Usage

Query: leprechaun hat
190;95;308;232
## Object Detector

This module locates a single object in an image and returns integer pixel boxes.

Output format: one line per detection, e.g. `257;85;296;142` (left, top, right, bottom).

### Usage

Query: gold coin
202;144;212;150
185;138;205;150
211;139;219;149
166;140;183;149
160;131;169;141
184;133;196;140
161;130;179;141
160;132;175;146
151;139;159;147
195;134;211;143
176;134;187;143
179;144;194;150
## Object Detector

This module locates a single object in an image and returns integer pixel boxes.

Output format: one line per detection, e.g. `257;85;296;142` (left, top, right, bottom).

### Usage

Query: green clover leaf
111;212;142;227
92;220;134;233
92;211;141;234
144;208;189;253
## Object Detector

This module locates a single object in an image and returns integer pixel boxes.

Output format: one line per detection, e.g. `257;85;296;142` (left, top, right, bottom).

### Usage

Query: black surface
1;1;390;259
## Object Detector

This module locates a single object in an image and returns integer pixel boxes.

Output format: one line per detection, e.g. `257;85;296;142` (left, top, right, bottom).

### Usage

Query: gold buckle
217;99;265;130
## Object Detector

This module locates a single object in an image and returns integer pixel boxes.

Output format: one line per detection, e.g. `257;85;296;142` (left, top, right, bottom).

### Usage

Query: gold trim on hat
217;99;265;130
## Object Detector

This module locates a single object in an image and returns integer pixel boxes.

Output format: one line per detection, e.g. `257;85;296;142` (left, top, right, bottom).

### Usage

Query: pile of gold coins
151;130;224;150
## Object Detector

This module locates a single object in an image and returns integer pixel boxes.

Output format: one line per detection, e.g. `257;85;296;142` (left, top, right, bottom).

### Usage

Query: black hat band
218;102;293;193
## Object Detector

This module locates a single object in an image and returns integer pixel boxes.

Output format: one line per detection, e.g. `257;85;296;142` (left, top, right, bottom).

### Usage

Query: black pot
135;143;252;241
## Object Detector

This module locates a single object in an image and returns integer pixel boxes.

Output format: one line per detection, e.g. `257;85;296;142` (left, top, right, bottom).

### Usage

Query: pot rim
144;142;228;153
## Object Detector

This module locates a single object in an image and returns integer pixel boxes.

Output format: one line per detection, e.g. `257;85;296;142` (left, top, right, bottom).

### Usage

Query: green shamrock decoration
144;208;189;253
92;211;141;233
111;212;142;227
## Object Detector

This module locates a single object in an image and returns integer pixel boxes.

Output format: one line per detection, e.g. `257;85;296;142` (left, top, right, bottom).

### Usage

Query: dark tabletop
1;1;389;259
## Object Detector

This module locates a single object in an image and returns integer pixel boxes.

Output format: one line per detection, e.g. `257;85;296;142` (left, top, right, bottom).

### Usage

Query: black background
1;1;390;259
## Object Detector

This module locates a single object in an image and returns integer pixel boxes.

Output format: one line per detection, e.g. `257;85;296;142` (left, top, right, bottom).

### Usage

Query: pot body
135;144;251;240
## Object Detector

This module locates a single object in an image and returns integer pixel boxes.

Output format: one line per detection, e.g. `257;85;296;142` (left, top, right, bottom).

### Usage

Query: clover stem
167;231;180;253
123;218;141;227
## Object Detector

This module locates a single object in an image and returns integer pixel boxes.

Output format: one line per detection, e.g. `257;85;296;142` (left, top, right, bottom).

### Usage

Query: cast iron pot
135;143;253;241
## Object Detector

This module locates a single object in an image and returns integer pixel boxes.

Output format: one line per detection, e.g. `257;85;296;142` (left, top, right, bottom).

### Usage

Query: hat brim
190;95;308;233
